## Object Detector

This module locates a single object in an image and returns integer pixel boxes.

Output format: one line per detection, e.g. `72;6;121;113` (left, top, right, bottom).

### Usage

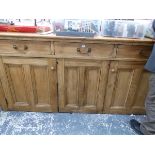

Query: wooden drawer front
54;42;115;57
0;40;52;55
116;45;153;59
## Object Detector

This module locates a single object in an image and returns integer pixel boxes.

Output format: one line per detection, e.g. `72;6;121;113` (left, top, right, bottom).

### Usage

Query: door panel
31;66;50;106
6;64;29;106
58;59;109;113
0;80;7;110
83;67;100;107
104;61;148;114
65;67;79;107
130;70;149;114
0;57;57;112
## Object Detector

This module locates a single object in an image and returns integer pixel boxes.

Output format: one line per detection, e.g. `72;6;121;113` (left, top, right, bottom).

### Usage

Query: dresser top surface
0;32;154;44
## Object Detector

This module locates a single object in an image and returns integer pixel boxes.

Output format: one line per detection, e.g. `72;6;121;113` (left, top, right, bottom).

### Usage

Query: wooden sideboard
0;32;154;114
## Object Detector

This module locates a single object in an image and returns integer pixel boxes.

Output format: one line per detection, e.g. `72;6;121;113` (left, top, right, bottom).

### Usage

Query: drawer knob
51;66;55;70
81;44;86;48
13;45;18;50
13;44;28;51
24;45;28;50
77;45;91;54
111;69;115;72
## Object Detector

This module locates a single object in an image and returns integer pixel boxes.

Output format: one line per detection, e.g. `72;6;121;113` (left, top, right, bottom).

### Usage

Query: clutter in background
101;19;151;38
0;19;52;33
0;19;154;39
53;19;100;37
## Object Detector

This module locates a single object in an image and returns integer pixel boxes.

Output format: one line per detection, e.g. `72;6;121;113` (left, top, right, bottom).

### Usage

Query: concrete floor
0;109;146;135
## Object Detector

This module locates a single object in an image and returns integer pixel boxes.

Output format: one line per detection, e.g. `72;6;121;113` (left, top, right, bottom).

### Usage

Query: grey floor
0;108;146;135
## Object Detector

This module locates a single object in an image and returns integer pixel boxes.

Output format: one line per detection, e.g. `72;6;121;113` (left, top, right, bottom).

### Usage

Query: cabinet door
130;69;149;114
0;80;7;110
58;59;109;113
104;61;149;114
0;57;57;112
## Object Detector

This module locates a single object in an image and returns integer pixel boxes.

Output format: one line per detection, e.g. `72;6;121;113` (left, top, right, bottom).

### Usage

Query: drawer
116;45;153;59
0;40;53;55
54;42;115;57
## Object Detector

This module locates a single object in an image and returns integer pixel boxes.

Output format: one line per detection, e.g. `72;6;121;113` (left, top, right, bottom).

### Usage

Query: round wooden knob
51;66;55;70
111;69;115;72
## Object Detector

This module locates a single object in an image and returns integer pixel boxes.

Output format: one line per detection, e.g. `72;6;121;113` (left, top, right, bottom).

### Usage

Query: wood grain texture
104;61;149;114
116;44;153;60
0;40;52;55
0;57;14;110
0;79;7;110
0;34;154;114
58;59;109;113
54;42;115;58
0;32;154;44
129;70;150;114
0;57;57;112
